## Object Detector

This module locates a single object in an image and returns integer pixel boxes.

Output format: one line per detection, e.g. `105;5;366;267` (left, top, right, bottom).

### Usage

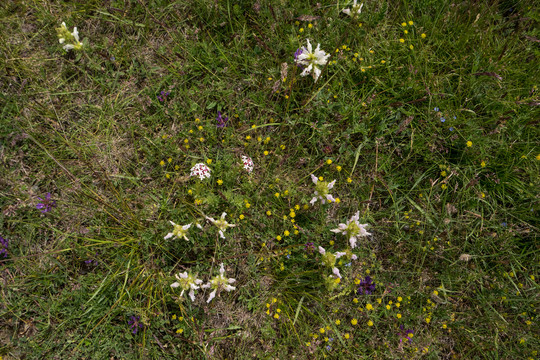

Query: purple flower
0;235;8;258
36;193;56;213
157;90;170;102
304;242;315;254
398;325;414;344
294;48;304;69
216;111;228;128
449;127;454;131
128;315;143;334
434;107;439;112
441;117;446;123
357;276;375;295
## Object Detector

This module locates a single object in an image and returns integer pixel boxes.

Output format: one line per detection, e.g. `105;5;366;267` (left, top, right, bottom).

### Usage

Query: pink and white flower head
310;174;336;205
342;0;364;17
164;221;192;241
170;271;203;302
201;263;236;303
190;163;211;180
318;246;347;278
241;156;254;173
205;212;236;239
294;39;330;82
330;211;371;248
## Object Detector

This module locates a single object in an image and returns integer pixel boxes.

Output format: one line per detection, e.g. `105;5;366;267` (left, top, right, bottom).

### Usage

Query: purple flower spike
357;276;376;295
294;48;304;69
36;193;56;213
304;242;315;254
0;235;8;258
216;111;228;128
128;315;143;334
398;325;414;344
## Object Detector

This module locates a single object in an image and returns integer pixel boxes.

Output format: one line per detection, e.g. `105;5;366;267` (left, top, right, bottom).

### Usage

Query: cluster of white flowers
56;22;84;51
206;212;236;239
331;211;371;248
171;263;236;303
242;155;254;173
190;163;212;180
294;39;330;82
310;174;336;205
342;0;364;17
164;221;192;241
318;246;357;279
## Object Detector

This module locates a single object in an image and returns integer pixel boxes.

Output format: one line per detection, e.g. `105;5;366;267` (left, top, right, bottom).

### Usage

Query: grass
0;0;539;359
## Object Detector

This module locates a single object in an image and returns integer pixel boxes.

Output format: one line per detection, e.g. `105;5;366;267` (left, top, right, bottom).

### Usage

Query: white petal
310;197;318;205
170;282;180;288
59;38;65;44
351;254;358;260
164;233;174;240
311;174;318;184
318;246;326;255
177;272;188;279
169;221;176;226
219;263;225;275
227;278;236;284
207;289;217;303
306;39;312;53
326;194;335;202
313;66;321;82
330;228;342;234
349;236;357;248
206;216;215;223
219;230;225;239
194;279;203;285
180;289;185;297
342;8;351;15
201;283;211;289
221;212;227;219
189;289;196;302
183;223;192;230
223;284;236;292
335;252;346;259
72;27;79;42
196;223;203;229
332;267;341;278
352;211;360;222
63;44;74;50
301;63;313;77
327;180;336;189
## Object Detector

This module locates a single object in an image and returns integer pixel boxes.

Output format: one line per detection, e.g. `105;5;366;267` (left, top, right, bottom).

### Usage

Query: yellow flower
276;236;282;241
425;317;431;324
217;179;223;185
245;203;251;208
160;160;165;166
409;45;414;50
404;30;408;34
299;28;304;33
481;161;486;167
319;327;325;333
536;154;540;160
366;304;373;310
264;151;269;156
336;165;342;172
399;38;405;43
280;144;286;150
401;22;407;27
246;135;251;140
335;319;341;325
441;184;447;190
199;137;205;142
176;329;183;334
239;214;245;220
397;313;402;319
397;297;402;302
347;177;352;183
172;314;177;320
466;141;473;147
165;174;171;179
266;210;272;216
386;305;391;310
305;342;310;347
198;126;203;131
274;193;279;198
326;159;332;165
367;320;374;326
441;170;447;177
274;313;280;319
284;231;290;236
308;23;313;29
344;333;350;339
351;318;358;325
421;33;426;38
433;290;438;296
408;21;414;25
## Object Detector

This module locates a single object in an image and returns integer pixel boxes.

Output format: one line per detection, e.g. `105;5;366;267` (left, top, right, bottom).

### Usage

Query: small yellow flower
425;317;431;324
308;23;313;29
274;193;279;198
396;303;400;308
239;214;245;220
284;230;290;236
189;129;194;134
366;304;373;310
336;165;342;172
386;305;391;310
246;135;251;140
326;159;332;165
397;297;402;302
399;38;405;43
318;176;324;181
160;160;165;166
335;198;341;203
299;28;304;33
199;137;205;142
264;151;269;156
409;45;414;50
245;203;251;208
198;126;203;131
276;236;282;241
319;327;325;333
335;320;341;325
178;316;184;321
294;230;299;235
353;298;359;303
347;177;352;183
441;184;447;190
305;342;310;347
536;154;540;160
441;170;447;177
401;22;407;27
329;240;334;246
165;174;171;179
367;320;374;326
481;161;486;167
344;333;350;339
274;313;280;319
217;179;223;185
442;324;447;329
176;329;183;334
466;141;473;147
404;30;408;34
187;189;192;195
408;21;414;25
421;33;426;38
397;313;402;319
351;318;358;325
172;314;177;320
266;210;272;216
280;144;286;150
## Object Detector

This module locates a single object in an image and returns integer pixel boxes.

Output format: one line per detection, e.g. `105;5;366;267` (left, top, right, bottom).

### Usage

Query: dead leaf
473;72;503;81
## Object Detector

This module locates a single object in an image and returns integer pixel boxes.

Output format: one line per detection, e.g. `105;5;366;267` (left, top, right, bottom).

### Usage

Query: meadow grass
0;0;539;359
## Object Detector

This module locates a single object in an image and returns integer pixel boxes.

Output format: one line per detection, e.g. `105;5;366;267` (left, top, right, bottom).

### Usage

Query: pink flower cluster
242;156;254;173
190;163;211;180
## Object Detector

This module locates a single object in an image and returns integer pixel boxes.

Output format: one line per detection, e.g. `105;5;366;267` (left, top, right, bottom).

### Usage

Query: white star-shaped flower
294;39;330;82
310;174;336;205
206;212;236;239
190;163;211;180
171;271;203;302
164;221;192;241
201;263;236;303
342;0;364;17
330;211;370;248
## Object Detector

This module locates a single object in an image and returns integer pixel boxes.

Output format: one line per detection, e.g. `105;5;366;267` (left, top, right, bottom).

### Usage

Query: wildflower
190;163;211;180
201;263;236;303
56;22;84;51
170;271;203;301
206;159;212;165
318;246;346;278
304;242;315;253
330;211;371;248
466;141;473;147
326;159;332;165
342;0;364;17
0;235;8;258
157;91;170;102
421;33;426;38
367;320;374;326
216;111;228;128
128;315;143;334
401;22;407;27
310;174;336;205
242;156;254;173
294;39;330;82
399;38;405;43
206;212;236;239
351;318;358;325
164;222;192;241
217;179;223;185
408;21;414;25
357;276;376;295
36;193;56;213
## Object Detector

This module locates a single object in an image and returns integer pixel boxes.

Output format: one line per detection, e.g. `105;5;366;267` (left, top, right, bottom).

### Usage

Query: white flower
294;39;330;82
310;174;336;205
164;221;192;241
190;163;211;180
206;212;236;239
171;271;203;302
342;0;364;17
241;156;254;173
201;263;236;303
318;246;346;278
57;22;84;51
330;211;370;248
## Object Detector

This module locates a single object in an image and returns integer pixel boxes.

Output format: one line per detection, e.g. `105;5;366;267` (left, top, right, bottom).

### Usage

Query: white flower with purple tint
342;1;364;17
190;163;211;180
330;211;371;248
310;174;336;205
206;212;236;239
201;263;236;303
294;39;330;82
241;156;254;173
164;222;192;241
171;271;203;302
